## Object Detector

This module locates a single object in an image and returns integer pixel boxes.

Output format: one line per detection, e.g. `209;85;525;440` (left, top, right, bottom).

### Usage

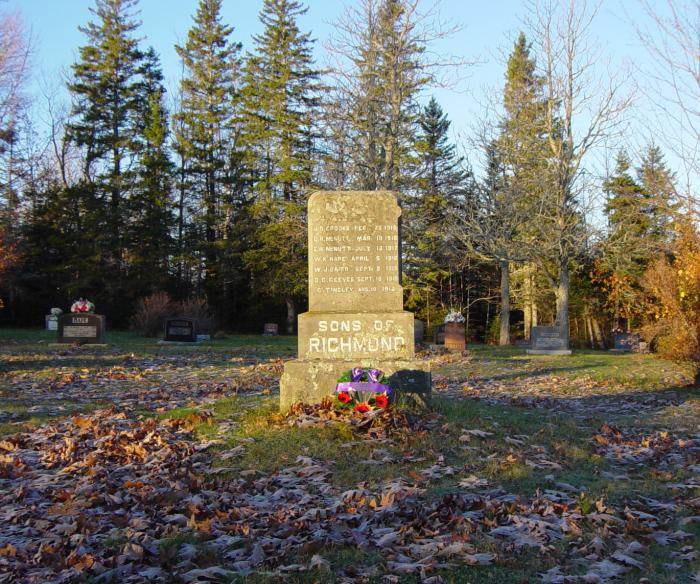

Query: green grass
1;327;698;581
438;343;694;391
0;327;297;355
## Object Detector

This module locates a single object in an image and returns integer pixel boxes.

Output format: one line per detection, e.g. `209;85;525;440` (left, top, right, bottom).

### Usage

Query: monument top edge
309;190;399;201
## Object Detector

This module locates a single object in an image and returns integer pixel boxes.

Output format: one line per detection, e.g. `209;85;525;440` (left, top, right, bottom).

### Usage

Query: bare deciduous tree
634;0;699;211
326;0;468;191
0;9;30;213
450;139;533;346
0;10;30;138
525;0;632;344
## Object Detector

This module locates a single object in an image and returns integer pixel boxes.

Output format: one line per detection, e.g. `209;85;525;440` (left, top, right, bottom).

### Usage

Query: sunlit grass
1;329;698;580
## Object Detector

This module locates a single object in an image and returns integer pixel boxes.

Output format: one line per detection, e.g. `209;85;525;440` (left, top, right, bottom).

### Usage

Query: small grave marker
57;313;106;344
527;325;571;355
444;322;466;351
164;317;197;343
414;319;425;344
263;323;279;336
613;332;642;352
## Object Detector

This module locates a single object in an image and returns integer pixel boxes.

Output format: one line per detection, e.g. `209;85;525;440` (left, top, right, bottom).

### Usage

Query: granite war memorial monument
280;191;431;409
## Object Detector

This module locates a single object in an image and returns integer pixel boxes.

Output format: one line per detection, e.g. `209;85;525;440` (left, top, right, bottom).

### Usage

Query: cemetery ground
0;330;698;583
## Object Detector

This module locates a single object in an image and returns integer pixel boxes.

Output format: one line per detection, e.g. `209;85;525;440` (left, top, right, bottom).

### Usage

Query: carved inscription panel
298;312;414;360
308;191;403;312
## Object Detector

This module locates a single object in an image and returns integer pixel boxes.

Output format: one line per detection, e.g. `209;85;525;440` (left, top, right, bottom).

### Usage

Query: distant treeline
0;0;697;362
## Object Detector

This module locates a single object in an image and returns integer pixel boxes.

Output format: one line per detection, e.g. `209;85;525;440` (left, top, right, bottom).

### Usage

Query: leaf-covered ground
0;330;698;583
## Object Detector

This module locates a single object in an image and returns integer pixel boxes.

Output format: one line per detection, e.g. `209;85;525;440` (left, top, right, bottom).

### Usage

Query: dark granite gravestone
526;325;571;355
435;324;446;344
613;332;641;352
57;313;105;344
414;319;424;344
164;317;197;342
263;323;279;336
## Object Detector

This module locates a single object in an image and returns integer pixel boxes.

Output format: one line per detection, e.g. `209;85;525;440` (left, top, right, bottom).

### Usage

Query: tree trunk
592;318;605;349
555;260;570;347
523;263;537;340
177;156;185;282
485;301;491;344
585;315;594;348
285;298;296;335
499;259;510;346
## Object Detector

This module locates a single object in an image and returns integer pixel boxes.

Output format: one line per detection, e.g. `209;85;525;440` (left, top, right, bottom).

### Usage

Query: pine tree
597;147;678;328
128;48;174;295
637;144;678;244
604;151;646;232
404;97;470;320
241;0;320;332
598;150;647;326
66;0;155;321
330;0;444;192
68;0;144;240
374;0;420;191
175;0;241;306
414;97;468;198
494;32;548;344
241;0;319;201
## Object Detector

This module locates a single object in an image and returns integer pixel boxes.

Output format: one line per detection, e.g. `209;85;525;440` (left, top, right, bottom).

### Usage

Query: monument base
49;343;109;348
280;358;431;411
526;349;572;355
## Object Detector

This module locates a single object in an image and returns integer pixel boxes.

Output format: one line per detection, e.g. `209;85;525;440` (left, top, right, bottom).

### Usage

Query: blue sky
11;0;668;182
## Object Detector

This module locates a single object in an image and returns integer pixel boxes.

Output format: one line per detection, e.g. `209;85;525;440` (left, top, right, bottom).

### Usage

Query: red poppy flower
374;394;389;409
354;402;370;413
337;392;351;404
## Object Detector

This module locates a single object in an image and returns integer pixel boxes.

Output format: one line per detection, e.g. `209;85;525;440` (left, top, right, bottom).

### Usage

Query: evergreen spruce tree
414;97;468;199
175;0;241;307
66;0;153;321
604;150;646;233
598;147;678;328
599;150;648;327
637;144;678;243
331;0;438;192
128;48;174;295
404;97;470;321
241;0;319;200
68;0;144;245
241;0;320;332
495;32;548;344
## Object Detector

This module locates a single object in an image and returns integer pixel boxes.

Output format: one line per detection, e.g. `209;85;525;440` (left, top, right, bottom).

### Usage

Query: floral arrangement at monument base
335;367;393;413
71;298;95;314
444;310;465;324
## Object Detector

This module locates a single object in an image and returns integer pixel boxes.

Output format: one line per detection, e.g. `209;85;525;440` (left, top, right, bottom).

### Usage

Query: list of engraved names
311;222;399;296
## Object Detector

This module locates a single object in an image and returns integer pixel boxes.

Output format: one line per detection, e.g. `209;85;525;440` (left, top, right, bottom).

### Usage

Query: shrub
130;294;218;337
130;292;175;337
177;297;216;333
641;224;700;369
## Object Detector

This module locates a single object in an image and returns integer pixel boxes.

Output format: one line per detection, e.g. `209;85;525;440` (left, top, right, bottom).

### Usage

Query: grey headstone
527;325;571;355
